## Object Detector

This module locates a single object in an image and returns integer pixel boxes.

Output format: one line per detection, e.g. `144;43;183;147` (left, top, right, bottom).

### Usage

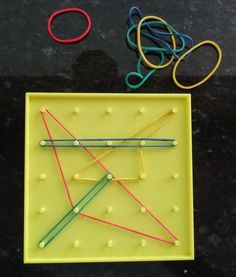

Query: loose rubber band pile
46;6;222;90
125;6;222;90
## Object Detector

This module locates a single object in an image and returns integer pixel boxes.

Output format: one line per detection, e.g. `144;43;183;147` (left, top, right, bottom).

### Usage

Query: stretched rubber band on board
47;8;92;43
41;137;176;142
172;40;222;89
40;136;176;148
77;109;175;173
39;173;112;248
43;108;178;242
41;144;175;148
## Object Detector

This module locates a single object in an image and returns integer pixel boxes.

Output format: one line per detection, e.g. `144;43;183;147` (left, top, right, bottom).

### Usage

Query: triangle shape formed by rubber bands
39;108;179;248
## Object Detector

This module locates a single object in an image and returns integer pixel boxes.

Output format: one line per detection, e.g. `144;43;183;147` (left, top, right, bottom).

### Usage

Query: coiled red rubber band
47;8;92;43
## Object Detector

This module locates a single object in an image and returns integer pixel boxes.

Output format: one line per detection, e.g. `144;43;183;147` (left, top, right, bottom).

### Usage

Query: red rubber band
45;108;178;242
40;112;175;245
40;112;74;207
47;8;92;43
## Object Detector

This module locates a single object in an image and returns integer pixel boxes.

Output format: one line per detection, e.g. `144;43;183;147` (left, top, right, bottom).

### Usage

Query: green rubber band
39;173;112;248
125;20;188;90
125;48;162;89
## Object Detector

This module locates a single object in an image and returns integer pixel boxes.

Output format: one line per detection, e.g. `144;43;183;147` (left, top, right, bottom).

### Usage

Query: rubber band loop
128;6;143;26
47;8;91;43
128;7;193;59
137;16;176;69
172;40;222;89
127;21;189;58
125;50;160;89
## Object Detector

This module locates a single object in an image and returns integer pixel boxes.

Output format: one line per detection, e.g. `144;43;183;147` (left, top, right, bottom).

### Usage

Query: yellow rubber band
172;40;222;90
140;148;145;174
77;110;174;172
78;177;139;182
137;16;176;69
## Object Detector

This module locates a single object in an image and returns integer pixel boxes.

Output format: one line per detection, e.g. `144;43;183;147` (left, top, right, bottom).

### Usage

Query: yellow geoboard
24;93;194;263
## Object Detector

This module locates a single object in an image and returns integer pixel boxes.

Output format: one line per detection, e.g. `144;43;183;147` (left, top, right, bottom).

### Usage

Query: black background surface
0;1;235;276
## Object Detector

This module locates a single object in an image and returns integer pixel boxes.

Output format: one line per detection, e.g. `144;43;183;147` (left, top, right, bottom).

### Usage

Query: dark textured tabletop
0;0;235;276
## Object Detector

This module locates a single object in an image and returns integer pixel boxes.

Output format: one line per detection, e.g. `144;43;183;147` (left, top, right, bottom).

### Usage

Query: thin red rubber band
41;112;74;206
45;108;178;241
40;111;175;245
47;8;92;43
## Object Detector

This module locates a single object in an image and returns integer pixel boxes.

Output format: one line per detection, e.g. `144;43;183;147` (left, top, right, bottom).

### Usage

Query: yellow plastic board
24;93;194;263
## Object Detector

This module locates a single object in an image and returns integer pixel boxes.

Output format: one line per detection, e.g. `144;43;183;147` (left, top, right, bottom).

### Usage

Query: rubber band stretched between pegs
42;137;176;142
42;144;175;148
172;40;222;89
47;8;92;43
44;108;179;242
77;109;175;173
41;137;176;148
40;109;178;246
39;173;112;248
